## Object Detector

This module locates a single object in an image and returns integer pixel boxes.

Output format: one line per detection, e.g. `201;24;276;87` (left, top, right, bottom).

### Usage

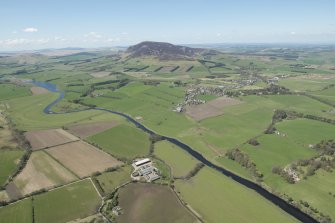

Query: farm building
134;158;151;167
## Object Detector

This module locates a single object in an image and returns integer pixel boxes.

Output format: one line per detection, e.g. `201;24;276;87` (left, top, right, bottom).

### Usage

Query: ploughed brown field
25;129;79;150
46;141;122;178
67;121;119;138
185;96;243;121
30;87;50;95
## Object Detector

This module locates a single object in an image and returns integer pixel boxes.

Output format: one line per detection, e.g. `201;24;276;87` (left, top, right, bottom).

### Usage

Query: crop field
0;83;31;101
0;149;24;186
12;151;77;196
67;120;119;138
33;179;101;223
46;141;122;178
87;124;150;159
185;96;243;121
96;166;131;194
24;128;79;150
116;183;196;223
154;140;199;178
0;197;33;223
175;167;297;223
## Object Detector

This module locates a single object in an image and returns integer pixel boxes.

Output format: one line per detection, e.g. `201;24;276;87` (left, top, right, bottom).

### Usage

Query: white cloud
84;32;102;39
290;31;296;35
23;27;38;33
0;38;50;47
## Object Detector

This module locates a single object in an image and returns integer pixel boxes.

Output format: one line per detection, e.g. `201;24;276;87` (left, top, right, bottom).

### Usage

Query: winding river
38;81;318;223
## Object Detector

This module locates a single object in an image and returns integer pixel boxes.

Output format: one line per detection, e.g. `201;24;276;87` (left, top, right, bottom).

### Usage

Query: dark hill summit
126;41;212;60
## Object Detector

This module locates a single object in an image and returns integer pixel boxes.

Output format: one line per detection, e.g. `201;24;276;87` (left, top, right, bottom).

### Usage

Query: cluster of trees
148;133;163;155
175;163;205;180
248;138;260;146
264;109;304;134
226;149;263;180
242;84;291;96
271;166;296;184
297;140;335;177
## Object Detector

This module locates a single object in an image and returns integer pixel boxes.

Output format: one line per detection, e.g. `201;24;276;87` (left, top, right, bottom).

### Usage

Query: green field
0;83;31;101
96;166;132;194
116;183;196;223
87;124;150;159
0;198;33;223
154;140;199;178
33;179;101;223
175;167;298;223
0;149;24;186
238;118;335;220
6;93;109;130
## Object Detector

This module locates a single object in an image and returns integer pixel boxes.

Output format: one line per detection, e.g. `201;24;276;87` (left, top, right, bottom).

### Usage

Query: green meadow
154;140;199;178
175;167;298;223
0;198;33;223
87;124;150;159
33;179;101;223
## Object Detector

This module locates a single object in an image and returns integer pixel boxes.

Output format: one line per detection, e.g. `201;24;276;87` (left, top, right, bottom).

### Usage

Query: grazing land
46;141;122;177
33;179;101;223
116;183;197;223
67;120;119;138
96;166;132;194
0;149;24;186
0;83;31;101
25;128;78;150
175;167;298;223
154;140;200;178
87;124;151;160
12;151;77;196
0;198;33;223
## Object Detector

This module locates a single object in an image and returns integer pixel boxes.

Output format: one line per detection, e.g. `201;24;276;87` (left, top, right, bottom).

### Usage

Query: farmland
96;166;132;194
25;128;78;150
116;183;197;223
0;43;334;222
87;124;151;160
33;179;101;223
0;198;33;223
0;149;24;186
175;167;298;223
12;151;77;196
46;141;122;178
154;140;200;178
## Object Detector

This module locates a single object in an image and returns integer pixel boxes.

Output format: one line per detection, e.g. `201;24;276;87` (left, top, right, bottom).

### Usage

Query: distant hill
126;41;215;60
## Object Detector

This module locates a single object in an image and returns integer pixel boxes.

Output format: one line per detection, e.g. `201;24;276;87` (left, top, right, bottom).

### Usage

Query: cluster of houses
131;158;160;182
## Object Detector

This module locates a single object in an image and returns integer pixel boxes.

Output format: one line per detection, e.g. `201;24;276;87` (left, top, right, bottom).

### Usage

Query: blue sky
1;0;335;50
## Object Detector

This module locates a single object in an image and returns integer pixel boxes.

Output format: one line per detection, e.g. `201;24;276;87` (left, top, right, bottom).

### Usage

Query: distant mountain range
126;41;217;60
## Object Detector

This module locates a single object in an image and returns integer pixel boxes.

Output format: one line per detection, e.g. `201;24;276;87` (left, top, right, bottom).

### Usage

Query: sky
1;0;335;51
